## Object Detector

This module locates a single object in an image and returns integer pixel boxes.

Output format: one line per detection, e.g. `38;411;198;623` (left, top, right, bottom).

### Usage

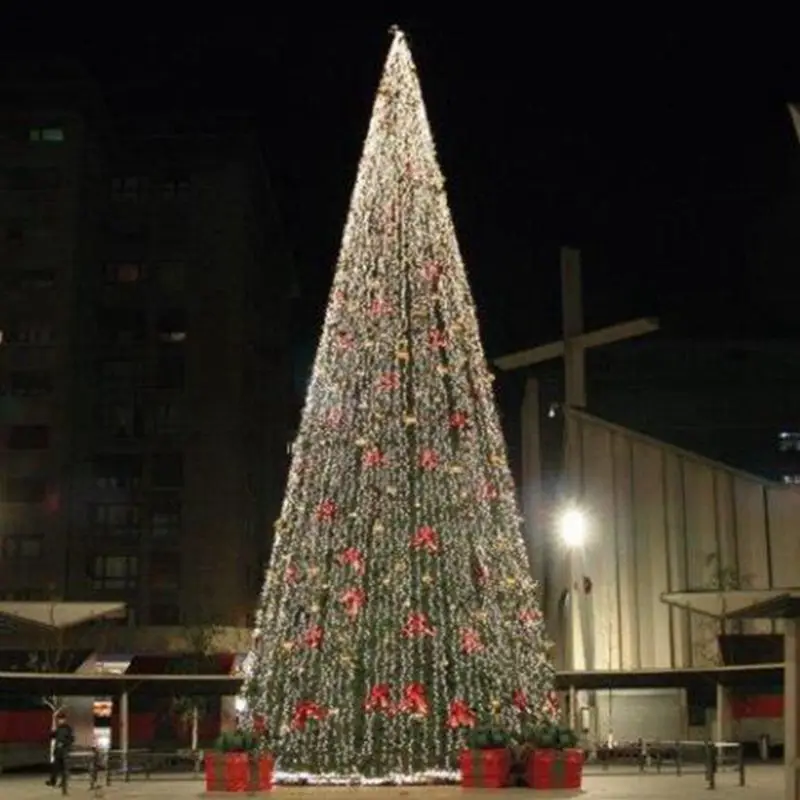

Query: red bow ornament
410;525;439;554
460;627;484;655
512;689;528;712
284;563;300;585
396;682;429;716
473;563;489;586
421;260;444;285
369;297;392;317
428;328;448;350
336;331;354;350
449;410;468;430
301;624;324;649
402;611;436;638
364;683;393;714
337;547;365;575
420;449;440;470
340;587;366;618
477;481;499;501
519;609;543;625
447;699;477;729
291;700;327;731
377;371;400;391
326;407;344;428
315;499;337;522
362;448;386;468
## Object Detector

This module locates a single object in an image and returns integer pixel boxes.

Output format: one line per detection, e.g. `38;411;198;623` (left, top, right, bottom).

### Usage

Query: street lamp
559;506;587;549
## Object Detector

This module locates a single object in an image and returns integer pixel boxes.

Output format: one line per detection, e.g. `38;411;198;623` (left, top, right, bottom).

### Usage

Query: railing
68;747;204;785
584;739;745;788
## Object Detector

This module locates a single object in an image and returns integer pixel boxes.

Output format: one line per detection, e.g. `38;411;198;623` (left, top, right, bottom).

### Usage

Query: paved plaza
0;765;787;800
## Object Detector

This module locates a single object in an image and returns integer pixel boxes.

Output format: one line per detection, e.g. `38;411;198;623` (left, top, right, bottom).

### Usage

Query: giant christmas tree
241;28;557;783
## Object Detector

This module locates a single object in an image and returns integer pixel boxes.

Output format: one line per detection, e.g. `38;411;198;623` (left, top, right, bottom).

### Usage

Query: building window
5;326;54;345
6;167;60;191
10;270;56;290
156;309;187;343
89;504;142;539
155;354;184;389
150;552;181;590
151;494;181;540
98;359;145;387
7;371;53;396
150;603;181;626
778;432;800;453
6;222;24;243
6;425;50;450
111;177;145;201
29;127;65;143
4;477;48;503
97;308;146;345
105;263;145;284
156;262;185;292
0;588;45;601
161;179;190;199
93;454;143;490
152;454;183;488
153;400;184;434
95;401;143;440
90;555;138;591
1;535;43;559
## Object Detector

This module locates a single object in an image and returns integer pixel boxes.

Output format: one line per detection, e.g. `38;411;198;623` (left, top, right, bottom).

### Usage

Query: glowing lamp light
559;507;587;548
234;696;248;714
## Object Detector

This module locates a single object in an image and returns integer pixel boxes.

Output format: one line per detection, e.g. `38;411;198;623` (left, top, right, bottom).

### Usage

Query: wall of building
539;409;800;673
0;70;294;635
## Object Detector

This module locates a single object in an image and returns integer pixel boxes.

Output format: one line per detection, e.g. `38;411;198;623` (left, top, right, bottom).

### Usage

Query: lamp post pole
561;248;586;684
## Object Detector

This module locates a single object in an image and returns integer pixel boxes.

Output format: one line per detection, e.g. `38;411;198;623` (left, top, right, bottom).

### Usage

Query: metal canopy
0;664;784;697
556;663;783;691
0;671;243;697
660;589;800;620
0;602;126;629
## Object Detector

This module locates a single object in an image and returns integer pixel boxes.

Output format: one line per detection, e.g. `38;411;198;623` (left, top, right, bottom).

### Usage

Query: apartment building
0;61;294;639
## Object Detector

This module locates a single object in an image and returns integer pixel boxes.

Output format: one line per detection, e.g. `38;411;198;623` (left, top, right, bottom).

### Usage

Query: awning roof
0;663;784;697
555;663;783;691
0;671;243;697
660;589;800;620
0;602;126;629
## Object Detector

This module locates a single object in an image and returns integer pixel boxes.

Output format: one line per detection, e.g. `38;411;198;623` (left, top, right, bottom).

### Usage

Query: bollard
738;744;745;787
705;741;717;790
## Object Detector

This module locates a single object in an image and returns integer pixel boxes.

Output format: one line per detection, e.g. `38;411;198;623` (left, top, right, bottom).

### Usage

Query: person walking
46;712;74;794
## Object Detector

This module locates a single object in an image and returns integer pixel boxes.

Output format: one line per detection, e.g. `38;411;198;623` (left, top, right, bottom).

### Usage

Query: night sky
4;11;800;357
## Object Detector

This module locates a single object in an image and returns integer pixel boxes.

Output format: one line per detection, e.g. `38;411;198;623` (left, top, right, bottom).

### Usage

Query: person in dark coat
46;712;74;792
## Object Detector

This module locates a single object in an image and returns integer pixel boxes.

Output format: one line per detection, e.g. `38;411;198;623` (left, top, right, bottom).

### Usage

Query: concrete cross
494;247;659;685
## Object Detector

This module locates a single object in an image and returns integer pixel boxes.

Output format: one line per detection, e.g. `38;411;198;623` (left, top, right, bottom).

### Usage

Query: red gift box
526;748;583;789
459;747;511;788
204;751;273;792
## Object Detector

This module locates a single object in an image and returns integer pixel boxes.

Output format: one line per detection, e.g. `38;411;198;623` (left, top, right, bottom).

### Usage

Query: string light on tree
240;26;557;784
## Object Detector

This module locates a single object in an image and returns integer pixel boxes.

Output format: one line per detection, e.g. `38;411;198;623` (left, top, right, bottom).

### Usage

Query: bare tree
691;552;753;665
169;618;223;751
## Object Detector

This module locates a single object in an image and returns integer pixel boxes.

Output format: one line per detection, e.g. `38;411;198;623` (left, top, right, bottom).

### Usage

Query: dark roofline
0;663;784;697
